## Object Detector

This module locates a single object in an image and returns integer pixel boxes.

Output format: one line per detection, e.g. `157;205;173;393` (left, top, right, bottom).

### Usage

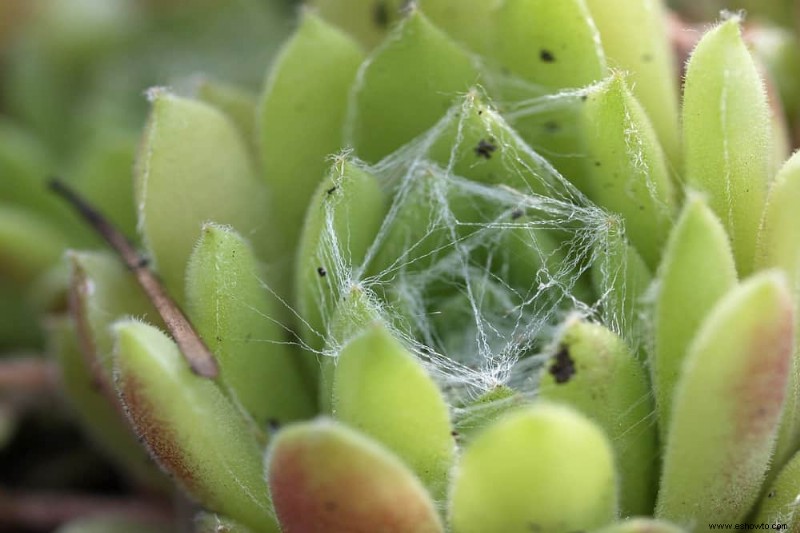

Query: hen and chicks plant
4;0;800;532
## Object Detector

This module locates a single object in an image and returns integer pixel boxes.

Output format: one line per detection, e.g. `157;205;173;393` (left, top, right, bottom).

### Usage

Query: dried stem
48;178;219;378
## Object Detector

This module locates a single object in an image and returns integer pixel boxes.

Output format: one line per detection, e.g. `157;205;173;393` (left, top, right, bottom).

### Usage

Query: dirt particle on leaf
543;120;560;133
511;208;524;220
540;49;555;62
475;138;497;159
549;345;576;384
768;490;776;498
317;266;327;277
373;1;389;27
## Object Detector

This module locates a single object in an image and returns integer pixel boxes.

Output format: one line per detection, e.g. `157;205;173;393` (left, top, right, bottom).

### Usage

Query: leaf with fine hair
113;320;278;533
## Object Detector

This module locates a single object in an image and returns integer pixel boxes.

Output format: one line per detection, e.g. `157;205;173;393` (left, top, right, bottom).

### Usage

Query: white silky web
308;86;646;411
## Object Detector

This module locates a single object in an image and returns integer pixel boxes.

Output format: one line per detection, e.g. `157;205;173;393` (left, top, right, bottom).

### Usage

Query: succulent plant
5;0;800;532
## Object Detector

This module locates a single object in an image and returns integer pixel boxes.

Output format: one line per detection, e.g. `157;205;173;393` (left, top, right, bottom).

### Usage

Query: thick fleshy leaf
493;0;605;90
197;79;257;155
591;223;652;356
453;386;523;443
539;318;657;516
347;9;480;162
449;403;618;533
426;90;576;199
295;157;385;352
416;0;500;56
113;320;277;532
267;419;444;533
47;316;165;491
309;0;407;49
584;0;680;167
756;154;800;468
69;250;158;381
333;322;454;499
580;75;676;270
491;0;607;187
683;18;771;276
321;283;384;413
652;197;737;441
758;151;800;465
758;150;800;288
752;448;800;528
657;271;794;525
134;91;269;302
258;12;364;303
185;223;315;426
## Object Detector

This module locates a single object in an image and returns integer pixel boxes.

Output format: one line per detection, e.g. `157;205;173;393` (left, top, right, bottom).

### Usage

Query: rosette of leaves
7;0;800;532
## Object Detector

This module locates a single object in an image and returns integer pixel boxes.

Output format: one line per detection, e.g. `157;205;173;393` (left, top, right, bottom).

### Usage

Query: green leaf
47;316;166;491
656;271;795;525
758;150;800;289
258;12;364;304
113;320;277;532
580;74;676;270
134;91;269;303
683;18;771;276
449;403;618;533
752;447;800;528
490;0;607;188
333;322;454;500
185;223;316;426
493;0;606;89
584;0;680;168
652;196;737;442
267;419;444;533
197;79;258;156
539;319;657;517
295;157;386;352
347;8;480;162
453;386;524;443
69;250;159;381
321;283;384;413
758;150;800;469
591;222;652;356
416;0;501;56
426;90;575;199
309;0;407;50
